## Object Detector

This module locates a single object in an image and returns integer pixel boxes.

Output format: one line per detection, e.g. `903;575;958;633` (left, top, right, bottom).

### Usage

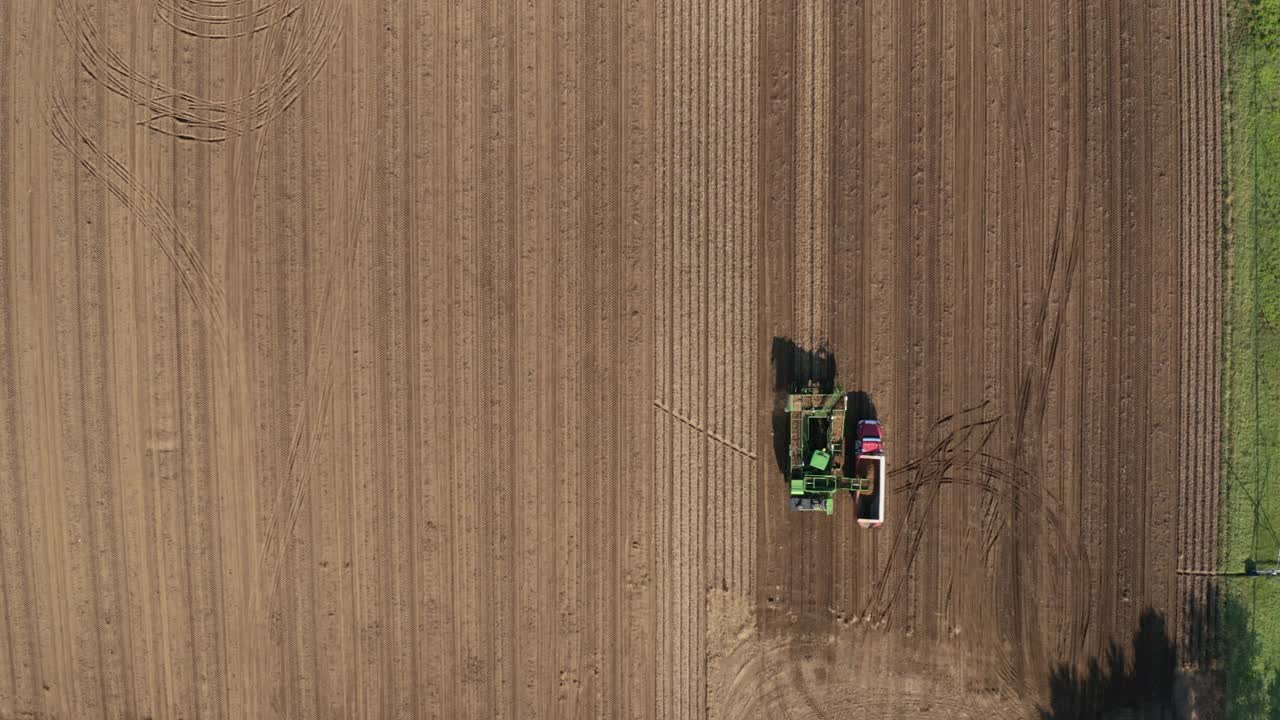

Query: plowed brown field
0;1;1223;718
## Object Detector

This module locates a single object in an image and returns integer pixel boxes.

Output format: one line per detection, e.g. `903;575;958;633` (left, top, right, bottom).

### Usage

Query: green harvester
785;381;848;515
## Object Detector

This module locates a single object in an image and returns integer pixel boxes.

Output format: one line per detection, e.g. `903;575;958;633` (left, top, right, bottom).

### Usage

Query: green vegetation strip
1224;0;1280;715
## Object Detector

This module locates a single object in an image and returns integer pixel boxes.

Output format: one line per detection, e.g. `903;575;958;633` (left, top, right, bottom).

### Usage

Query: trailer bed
853;454;885;528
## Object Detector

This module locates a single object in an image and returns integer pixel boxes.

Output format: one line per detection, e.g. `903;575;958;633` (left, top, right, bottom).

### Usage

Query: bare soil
0;1;1223;718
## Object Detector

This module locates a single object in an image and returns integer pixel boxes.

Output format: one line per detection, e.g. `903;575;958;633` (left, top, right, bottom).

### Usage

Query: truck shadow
847;390;878;424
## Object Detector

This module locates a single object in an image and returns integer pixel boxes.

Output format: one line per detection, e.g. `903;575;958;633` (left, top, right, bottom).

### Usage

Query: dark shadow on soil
768;338;881;480
771;407;791;478
1040;608;1178;719
771;337;837;394
770;338;838;476
847;390;878;424
1041;591;1280;719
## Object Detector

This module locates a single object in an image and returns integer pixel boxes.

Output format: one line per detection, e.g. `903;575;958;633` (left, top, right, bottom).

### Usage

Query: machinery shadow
847;390;878;424
770;338;838;476
771;337;838;393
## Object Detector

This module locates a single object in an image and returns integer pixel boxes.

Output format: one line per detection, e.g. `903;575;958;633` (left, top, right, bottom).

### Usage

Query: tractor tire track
992;0;1026;692
47;92;227;335
254;1;300;709
441;4;483;718
654;0;672;451
63;19;139;711
417;4;454;714
654;0;675;711
474;1;498;715
654;0;711;715
892;0;915;637
0;0;43;711
1118;0;1152;646
830;0;869;620
1097;0;1125;669
552;3;587;717
155;0;304;39
1144;0;1182;640
511;0;542;711
292;36;329;720
759;0;795;627
584;0;628;711
194;0;333;141
56;0;338;141
485;0;521;712
916;0;944;646
934;0;963;642
362;4;414;715
394;0;425;713
576;5;598;715
252;88;371;614
619;0;659;709
166;11;231;717
1009;0;1057;688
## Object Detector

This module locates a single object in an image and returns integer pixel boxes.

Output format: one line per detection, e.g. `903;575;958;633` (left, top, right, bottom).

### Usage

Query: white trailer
853;453;884;528
852;420;885;528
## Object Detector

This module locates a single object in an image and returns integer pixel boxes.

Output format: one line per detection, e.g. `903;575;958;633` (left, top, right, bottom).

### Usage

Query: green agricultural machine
785;382;848;514
785;382;886;526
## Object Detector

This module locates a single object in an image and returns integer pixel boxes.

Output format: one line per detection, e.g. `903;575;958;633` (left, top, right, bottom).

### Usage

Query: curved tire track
55;0;339;141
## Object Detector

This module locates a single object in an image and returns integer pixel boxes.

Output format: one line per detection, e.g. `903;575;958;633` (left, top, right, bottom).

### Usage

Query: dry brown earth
0;1;1223;718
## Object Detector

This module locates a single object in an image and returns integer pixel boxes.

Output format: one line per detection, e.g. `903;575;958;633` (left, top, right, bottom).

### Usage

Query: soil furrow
0;0;42;712
170;9;229;715
654;0;674;712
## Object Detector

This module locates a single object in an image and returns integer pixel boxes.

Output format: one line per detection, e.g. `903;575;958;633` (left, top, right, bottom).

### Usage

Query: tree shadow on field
1041;592;1280;719
770;338;838;476
1039;608;1178;719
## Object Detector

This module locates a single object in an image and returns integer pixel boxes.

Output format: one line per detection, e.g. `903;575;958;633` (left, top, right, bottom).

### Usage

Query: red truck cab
856;420;883;454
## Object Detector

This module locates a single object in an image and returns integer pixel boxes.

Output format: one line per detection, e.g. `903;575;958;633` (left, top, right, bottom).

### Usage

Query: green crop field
1224;0;1280;715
